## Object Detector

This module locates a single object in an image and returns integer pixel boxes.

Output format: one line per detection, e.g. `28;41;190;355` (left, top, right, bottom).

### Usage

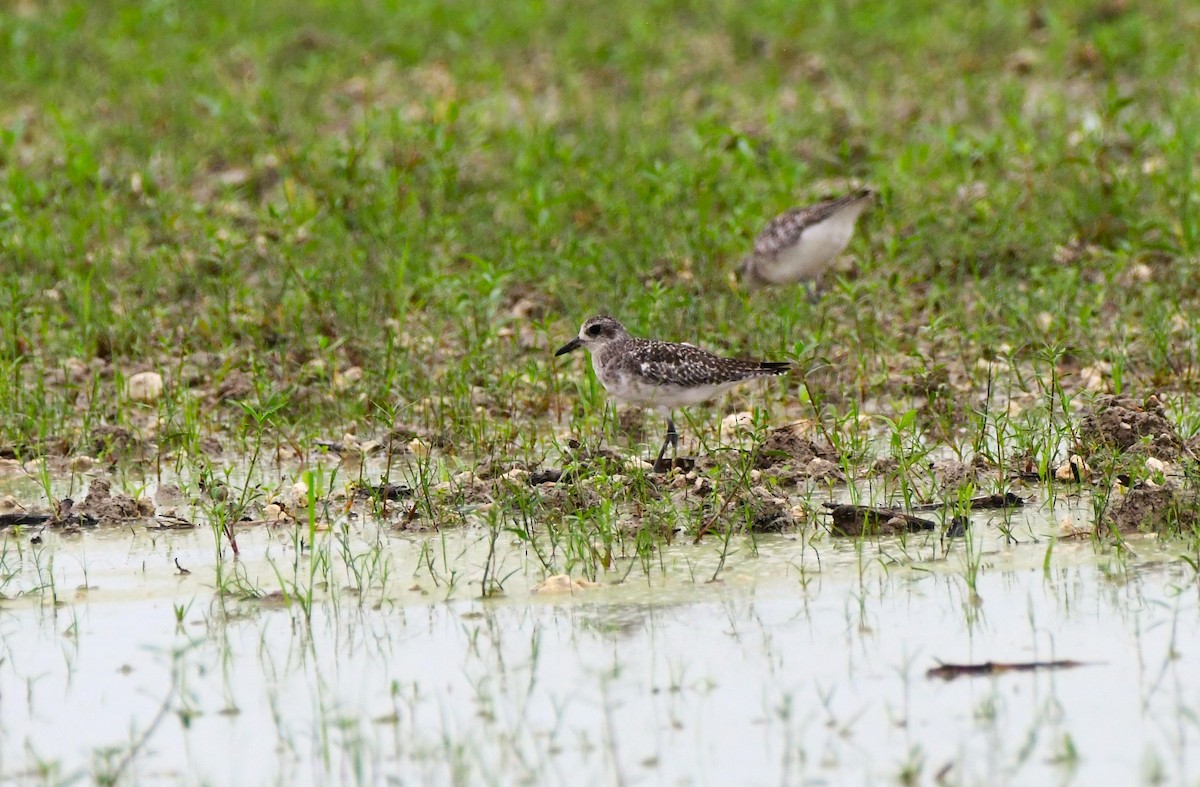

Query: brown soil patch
1108;483;1200;534
1079;395;1183;459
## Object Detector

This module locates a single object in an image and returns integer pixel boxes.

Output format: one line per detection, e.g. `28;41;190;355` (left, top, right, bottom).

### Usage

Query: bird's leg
652;415;679;473
804;279;821;305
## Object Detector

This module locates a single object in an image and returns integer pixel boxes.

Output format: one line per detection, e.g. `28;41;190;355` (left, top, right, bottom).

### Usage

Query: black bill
554;338;583;356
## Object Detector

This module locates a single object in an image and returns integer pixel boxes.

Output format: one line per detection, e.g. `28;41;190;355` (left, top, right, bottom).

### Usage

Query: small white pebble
721;411;754;432
127;371;164;403
334;366;363;390
290;480;310;508
532;574;598;594
1054;454;1089;482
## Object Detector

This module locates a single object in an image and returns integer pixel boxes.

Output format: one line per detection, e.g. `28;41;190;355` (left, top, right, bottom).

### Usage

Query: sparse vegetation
2;0;1200;784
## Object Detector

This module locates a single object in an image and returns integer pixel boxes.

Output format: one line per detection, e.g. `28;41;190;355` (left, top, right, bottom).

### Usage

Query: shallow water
2;477;1199;787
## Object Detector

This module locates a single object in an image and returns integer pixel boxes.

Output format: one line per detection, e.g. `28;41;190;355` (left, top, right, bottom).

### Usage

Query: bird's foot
650;456;696;474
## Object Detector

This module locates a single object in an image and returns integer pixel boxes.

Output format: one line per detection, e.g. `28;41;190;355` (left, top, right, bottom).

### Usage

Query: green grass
2;0;1200;539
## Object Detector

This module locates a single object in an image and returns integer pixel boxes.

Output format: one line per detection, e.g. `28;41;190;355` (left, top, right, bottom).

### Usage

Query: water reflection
1;515;1197;785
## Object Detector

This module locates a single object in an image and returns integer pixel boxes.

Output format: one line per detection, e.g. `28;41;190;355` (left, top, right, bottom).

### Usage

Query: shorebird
555;316;791;471
739;187;874;292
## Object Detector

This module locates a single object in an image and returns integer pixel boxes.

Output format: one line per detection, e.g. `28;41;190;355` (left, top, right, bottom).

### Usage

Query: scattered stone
1005;48;1039;74
315;432;382;458
263;503;289;521
532;574;599;594
721;411;755;433
1054;454;1090;483
127;371;164;403
1078;394;1183;458
290;480;310;508
64;357;89;383
502;467;530;484
801;457;843;482
1059;514;1090;538
333;366;364;390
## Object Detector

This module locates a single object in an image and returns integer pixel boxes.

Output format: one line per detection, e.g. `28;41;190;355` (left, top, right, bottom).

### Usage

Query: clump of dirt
389;422;452;449
931;456;992;492
735;488;798;533
1079;395;1183;459
528;441;628;485
1108;483;1200;534
536;482;603;515
89;424;139;457
751;423;842;485
78;478;152;523
750;424;842;484
755;423;838;468
472;457;519;481
215;371;254;402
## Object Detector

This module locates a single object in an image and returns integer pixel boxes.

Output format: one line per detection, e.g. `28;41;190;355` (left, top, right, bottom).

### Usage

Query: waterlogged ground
2;464;1198;786
5;1;1200;783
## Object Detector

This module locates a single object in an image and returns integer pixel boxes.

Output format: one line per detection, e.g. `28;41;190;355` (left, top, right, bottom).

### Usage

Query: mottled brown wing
753;189;873;257
629;341;789;387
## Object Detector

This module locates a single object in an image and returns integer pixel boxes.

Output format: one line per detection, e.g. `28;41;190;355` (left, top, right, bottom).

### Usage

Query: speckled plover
555;315;791;471
740;187;874;292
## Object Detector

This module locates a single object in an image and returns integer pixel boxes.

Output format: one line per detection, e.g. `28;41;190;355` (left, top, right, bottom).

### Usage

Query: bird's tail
756;361;793;376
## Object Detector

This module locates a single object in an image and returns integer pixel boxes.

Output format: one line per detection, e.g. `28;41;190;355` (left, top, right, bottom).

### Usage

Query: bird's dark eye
586;324;603;337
